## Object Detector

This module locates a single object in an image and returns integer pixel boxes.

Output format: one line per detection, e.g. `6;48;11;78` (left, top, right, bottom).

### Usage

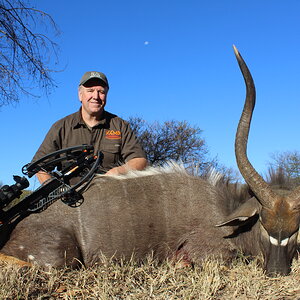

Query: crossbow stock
0;145;103;226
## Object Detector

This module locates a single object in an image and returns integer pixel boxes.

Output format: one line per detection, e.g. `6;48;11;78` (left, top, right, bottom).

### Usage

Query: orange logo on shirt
105;130;121;140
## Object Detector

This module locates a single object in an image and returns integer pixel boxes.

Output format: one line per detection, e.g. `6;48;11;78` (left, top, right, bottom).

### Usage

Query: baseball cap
79;71;109;88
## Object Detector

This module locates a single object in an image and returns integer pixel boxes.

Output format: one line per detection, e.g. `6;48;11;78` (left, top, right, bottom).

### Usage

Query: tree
267;150;300;188
268;150;300;180
0;0;60;106
128;117;215;175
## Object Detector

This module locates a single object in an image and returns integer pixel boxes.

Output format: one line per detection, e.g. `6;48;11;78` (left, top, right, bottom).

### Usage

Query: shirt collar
73;108;108;129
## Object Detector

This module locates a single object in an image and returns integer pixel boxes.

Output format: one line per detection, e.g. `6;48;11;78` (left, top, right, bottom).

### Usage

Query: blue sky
1;0;300;187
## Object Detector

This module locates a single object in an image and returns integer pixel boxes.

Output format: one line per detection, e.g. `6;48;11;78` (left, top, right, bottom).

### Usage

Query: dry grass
1;255;300;299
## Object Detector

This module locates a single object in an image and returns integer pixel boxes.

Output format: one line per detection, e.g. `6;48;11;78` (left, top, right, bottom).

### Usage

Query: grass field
0;254;300;299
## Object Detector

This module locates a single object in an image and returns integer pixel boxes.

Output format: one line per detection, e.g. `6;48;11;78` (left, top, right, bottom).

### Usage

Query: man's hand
105;157;147;176
36;171;52;185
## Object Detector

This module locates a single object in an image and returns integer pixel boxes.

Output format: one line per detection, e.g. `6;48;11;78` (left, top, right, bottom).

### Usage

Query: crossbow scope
0;176;30;209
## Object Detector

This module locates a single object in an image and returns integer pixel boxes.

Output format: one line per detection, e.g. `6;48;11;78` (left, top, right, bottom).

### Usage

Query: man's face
78;79;108;117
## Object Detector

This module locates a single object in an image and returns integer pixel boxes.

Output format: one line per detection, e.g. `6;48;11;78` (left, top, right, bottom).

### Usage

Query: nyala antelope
0;46;298;276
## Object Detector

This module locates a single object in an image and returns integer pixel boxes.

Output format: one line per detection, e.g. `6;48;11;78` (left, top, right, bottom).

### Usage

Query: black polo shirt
32;109;146;172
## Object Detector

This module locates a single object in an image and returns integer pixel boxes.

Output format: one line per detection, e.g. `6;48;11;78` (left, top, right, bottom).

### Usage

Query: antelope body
0;47;299;276
0;168;240;268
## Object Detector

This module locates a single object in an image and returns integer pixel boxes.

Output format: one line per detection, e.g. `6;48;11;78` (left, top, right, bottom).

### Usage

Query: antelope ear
216;197;261;227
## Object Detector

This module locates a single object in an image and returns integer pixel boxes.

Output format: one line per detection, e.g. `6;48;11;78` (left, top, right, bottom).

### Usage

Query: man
33;71;147;184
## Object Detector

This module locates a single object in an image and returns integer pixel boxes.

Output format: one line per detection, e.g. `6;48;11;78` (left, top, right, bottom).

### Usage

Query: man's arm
105;157;147;176
32;121;62;185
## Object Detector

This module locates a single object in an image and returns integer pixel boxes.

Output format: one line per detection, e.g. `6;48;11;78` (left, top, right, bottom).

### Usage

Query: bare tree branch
0;0;60;106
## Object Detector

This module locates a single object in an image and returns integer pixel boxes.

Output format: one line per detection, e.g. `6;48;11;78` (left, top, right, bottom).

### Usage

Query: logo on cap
90;72;102;79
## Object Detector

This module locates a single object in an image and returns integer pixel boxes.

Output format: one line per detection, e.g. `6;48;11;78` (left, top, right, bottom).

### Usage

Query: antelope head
219;46;300;276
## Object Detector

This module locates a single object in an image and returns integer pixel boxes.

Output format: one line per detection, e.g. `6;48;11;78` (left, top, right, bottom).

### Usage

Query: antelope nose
265;244;291;277
266;266;291;277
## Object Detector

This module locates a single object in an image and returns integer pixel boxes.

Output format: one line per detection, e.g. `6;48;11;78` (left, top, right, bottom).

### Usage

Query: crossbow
0;145;103;226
